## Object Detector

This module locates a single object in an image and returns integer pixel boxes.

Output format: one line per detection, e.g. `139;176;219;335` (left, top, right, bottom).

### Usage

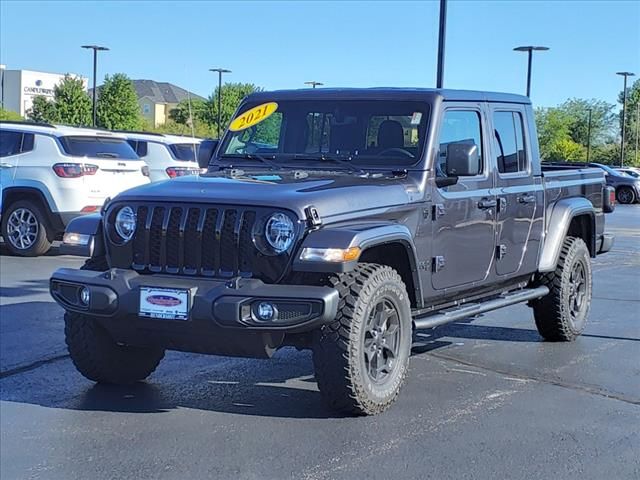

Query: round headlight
265;213;294;254
115;206;137;242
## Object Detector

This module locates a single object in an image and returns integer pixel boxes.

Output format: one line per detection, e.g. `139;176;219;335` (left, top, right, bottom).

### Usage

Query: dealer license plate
139;287;190;321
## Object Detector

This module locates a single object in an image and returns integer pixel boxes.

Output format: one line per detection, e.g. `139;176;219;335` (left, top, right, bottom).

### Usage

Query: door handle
517;194;536;204
0;163;15;169
478;198;497;209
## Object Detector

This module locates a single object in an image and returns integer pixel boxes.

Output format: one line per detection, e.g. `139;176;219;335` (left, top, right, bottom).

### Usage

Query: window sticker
229;102;279;132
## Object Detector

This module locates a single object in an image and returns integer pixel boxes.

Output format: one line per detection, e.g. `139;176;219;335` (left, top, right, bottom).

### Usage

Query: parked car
52;88;614;415
122;132;202;182
544;161;640;204
0;121;150;256
616;167;640;179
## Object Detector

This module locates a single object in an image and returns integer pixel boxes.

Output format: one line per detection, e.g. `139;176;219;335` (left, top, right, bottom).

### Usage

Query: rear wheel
532;237;592;341
312;264;412;415
616;186;636;204
64;256;165;384
1;200;52;256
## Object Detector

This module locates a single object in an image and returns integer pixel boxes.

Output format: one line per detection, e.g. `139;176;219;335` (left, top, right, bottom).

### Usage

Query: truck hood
113;170;422;221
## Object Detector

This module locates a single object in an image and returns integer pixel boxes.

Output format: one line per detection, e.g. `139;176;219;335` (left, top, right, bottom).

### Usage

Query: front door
431;105;496;291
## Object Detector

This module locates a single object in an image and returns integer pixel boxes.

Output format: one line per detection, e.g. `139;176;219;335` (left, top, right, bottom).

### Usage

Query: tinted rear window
60;136;139;159
169;143;199;162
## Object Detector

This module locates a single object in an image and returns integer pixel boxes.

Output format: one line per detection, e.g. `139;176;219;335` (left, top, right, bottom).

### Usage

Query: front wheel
64;256;165;384
312;264;412;415
532;236;592;341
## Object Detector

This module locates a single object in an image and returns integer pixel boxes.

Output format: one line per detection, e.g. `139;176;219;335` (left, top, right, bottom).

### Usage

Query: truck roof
246;87;531;104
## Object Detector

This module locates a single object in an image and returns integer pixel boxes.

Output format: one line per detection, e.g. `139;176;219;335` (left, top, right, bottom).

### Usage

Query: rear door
490;106;543;276
430;104;497;290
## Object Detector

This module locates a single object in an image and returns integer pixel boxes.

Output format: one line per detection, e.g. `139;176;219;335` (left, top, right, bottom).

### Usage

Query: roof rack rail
0;120;56;128
113;130;165;137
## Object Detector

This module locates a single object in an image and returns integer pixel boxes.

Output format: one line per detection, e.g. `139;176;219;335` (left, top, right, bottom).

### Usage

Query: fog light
256;302;276;321
80;287;91;306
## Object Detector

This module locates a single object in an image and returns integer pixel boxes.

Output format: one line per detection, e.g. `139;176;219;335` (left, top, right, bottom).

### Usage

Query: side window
0;131;23;157
436;110;483;177
494;111;527;174
136;141;148;157
21;133;35;153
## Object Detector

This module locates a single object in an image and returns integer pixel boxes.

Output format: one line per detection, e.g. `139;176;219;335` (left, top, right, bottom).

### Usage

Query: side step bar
413;286;549;330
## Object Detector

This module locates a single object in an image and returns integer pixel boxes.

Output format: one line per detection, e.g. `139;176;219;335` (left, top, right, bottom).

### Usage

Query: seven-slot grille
128;205;258;277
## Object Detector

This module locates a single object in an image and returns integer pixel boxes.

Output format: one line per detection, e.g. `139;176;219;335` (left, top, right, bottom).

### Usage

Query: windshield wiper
219;153;281;170
290;153;367;175
96;152;119;158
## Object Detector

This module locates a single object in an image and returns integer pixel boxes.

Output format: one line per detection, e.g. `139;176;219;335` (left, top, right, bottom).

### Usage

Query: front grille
129;204;259;277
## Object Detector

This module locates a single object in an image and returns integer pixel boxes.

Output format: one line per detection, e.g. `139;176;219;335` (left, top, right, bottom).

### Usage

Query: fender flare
1;182;58;214
59;213;104;257
292;222;423;305
538;197;595;272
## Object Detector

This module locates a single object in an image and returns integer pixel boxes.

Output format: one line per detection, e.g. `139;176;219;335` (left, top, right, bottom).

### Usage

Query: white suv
0;122;150;256
122;132;202;182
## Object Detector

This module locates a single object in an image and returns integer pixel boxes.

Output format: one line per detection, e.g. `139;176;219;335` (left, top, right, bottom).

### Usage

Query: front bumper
50;268;339;358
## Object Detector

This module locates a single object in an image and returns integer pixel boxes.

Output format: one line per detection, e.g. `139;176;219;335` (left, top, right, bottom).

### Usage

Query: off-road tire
616;186;636;204
64;255;165;384
532;236;592;341
1;200;52;257
312;263;412;415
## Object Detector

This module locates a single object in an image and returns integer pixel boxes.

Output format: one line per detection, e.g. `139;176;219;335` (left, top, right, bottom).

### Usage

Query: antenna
185;89;197;164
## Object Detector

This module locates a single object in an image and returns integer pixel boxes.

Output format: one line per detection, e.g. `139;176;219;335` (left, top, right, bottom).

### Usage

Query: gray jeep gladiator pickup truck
50;88;615;415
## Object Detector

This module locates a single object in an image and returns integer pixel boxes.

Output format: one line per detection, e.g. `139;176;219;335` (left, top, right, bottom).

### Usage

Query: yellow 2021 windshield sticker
229;102;278;132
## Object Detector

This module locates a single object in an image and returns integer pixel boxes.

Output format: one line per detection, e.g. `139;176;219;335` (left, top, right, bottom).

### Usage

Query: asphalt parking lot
1;205;638;480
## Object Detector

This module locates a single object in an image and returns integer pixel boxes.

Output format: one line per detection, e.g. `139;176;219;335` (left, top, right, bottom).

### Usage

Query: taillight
53;163;98;178
141;165;150;177
166;167;198;178
610;189;616;206
81;206;99;213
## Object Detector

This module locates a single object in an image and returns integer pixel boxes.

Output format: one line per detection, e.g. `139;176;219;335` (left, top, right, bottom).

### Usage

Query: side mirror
446;143;480;177
198;139;219;169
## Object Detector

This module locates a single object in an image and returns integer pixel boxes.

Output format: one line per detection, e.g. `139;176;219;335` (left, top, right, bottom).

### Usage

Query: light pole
436;0;447;88
635;102;639;164
81;45;109;127
209;68;231;139
586;108;593;162
513;46;549;97
304;81;323;89
616;71;635;167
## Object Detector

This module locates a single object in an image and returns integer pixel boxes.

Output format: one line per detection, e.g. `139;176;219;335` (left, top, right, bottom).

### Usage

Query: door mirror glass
446;143;480;176
198;139;219;169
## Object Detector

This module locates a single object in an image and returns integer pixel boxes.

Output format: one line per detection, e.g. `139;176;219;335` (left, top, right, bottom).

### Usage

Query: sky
1;0;639;108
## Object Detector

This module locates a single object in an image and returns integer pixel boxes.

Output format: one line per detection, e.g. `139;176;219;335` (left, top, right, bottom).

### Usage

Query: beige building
133;80;206;127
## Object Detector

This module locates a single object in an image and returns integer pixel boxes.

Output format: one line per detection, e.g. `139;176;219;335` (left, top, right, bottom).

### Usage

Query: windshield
219;100;429;168
596;163;623;176
60;136;139;160
169;143;199;162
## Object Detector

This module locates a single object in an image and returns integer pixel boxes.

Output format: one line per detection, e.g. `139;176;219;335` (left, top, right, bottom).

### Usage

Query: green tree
27;96;58;123
0;107;23;121
53;75;92;126
168;99;206;127
559;98;617;146
96;73;142;130
618;79;640;166
201;83;262;135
